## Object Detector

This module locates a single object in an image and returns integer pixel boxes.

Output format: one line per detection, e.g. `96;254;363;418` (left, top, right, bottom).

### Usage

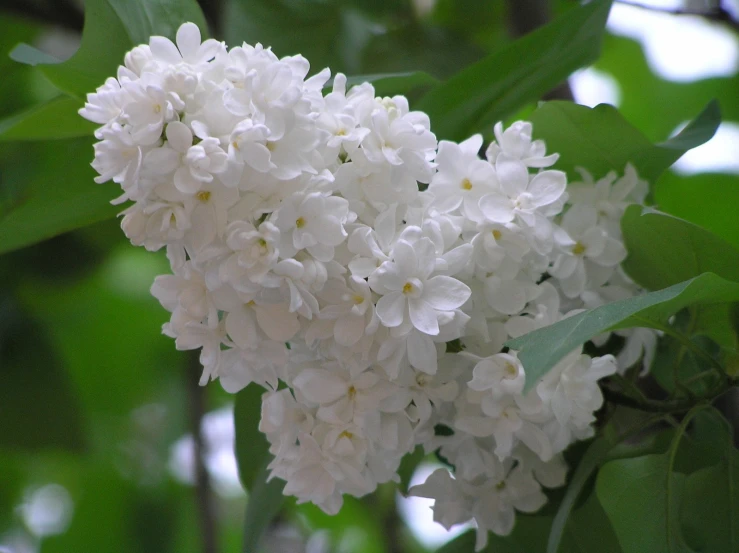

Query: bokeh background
0;0;737;552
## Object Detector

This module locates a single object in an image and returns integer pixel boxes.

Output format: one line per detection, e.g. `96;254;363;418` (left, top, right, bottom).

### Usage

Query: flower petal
423;275;471;311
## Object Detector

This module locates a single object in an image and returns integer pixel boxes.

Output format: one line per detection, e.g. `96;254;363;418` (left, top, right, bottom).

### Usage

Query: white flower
485;121;559;168
428;134;496;220
149;22;223;67
479;156;567;229
371;236;471;336
272;192;351;262
146;121;229;194
550;204;627;298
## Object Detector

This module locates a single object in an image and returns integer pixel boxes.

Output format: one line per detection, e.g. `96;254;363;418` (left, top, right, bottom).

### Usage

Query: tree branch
4;0;84;33
614;0;739;33
187;350;219;553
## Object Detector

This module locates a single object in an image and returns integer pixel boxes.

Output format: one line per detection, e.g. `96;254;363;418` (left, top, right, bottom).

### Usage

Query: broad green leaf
397;445;425;494
9;43;61;66
242;460;285;553
621;205;739;290
655;171;739;251
530;102;651;180
530;101;719;183
597;455;695;553
547;437;614;553
0;96;95;141
233;383;270;490
680;456;739;551
0;138;120;255
31;0;207;98
104;0;208;46
506;273;739;392
629;100;720;182
417;0;613;141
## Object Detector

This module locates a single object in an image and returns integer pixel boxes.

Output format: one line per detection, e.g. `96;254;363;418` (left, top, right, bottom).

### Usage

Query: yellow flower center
348;385;357;400
339;430;353;439
492;229;502;240
504;362;518;377
353;294;365;305
460;178;473;191
496;481;506;491
572;242;587;255
196;191;211;203
295;217;306;229
402;282;413;294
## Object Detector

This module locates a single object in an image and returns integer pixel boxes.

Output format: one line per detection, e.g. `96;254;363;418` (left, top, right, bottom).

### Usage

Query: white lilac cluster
80;23;655;549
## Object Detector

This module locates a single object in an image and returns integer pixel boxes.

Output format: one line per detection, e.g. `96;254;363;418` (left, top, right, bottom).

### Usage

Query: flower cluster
80;23;654;549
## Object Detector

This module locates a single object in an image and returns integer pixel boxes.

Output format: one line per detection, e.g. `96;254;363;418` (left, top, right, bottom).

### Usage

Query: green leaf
104;0;208;46
417;0;613;141
9;43;61;66
242;460;285;553
547;437;614;553
506;273;739;393
0;96;95;141
680;456;739;552
621;205;739;290
233;383;271;490
655;171;739;252
33;0;207;98
530;102;651;180
529;101;719;183
629;100;721;182
597;455;694;553
0;138;120;255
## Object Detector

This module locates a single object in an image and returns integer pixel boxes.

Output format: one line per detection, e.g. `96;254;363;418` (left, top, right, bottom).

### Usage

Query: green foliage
621;206;739;290
0;138;119;255
529;100;720;182
507;272;739;392
418;0;613;141
0;96;95;141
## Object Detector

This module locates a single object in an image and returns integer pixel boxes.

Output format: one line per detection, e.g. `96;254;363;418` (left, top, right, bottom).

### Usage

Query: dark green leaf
417;0;613;141
242;459;285;553
0;96;95;141
104;0;208;46
397;445;425;494
680;455;739;552
548;437;614;553
655;171;739;252
530;100;719;183
629;100;721;182
621;205;739;290
0;138;120;255
597;454;695;553
506;273;739;392
233;383;270;490
530;101;651;180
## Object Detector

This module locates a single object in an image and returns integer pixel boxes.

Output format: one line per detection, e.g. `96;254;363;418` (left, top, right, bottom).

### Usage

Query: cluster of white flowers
80;23;655;549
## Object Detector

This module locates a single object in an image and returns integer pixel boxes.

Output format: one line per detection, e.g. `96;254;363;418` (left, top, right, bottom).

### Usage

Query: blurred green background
0;1;737;552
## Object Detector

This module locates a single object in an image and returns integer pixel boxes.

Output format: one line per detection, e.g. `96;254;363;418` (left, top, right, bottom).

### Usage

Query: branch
187;350;219;553
615;0;739;33
4;0;84;33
